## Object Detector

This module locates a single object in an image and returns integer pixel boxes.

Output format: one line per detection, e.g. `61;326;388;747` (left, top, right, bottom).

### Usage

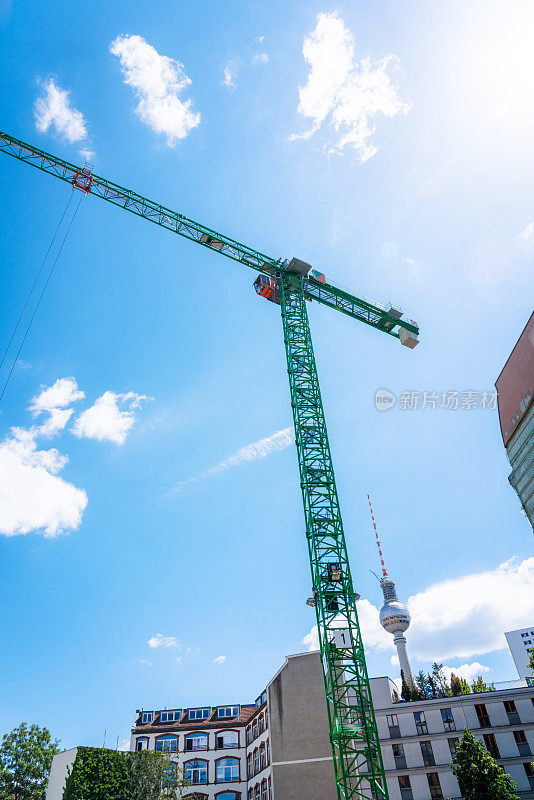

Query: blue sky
0;0;533;750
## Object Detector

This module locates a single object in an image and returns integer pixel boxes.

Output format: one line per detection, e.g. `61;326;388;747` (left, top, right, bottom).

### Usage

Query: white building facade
371;675;534;799
506;627;534;681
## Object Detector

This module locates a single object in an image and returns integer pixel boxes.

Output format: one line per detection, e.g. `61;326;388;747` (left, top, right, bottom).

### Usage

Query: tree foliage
0;723;60;800
405;664;495;702
451;729;519;800
62;747;191;800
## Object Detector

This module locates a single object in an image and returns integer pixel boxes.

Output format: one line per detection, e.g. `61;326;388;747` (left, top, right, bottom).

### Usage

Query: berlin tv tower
368;495;415;690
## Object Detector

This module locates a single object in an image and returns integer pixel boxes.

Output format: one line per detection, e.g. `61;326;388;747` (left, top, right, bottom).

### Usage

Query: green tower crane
0;131;420;800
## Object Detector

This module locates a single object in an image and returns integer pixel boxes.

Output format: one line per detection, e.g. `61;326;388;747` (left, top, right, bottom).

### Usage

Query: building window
265;710;269;730
216;794;239;800
448;738;459;760
217;731;239;749
261;780;267;800
217;706;240;718
135;738;148;751
260;743;266;770
475;704;491;728
521;632;529;637
254;784;260;800
216;758;239;783
524;762;534;776
184;760;208;785
252;721;258;740
248;790;253;800
259;715;265;734
483;733;500;759
427;772;443;799
246;726;252;746
155;735;178;752
514;730;527;745
159;710;181;722
268;777;271;800
392;744;404;758
414;711;428;735
255;692;267;709
504;700;517;714
247;754;253;779
398;776;411;790
440;708;455;732
185;733;208;751
141;712;153;724
188;708;211;721
386;714;399;731
253;748;259;774
266;739;270;765
420;741;435;767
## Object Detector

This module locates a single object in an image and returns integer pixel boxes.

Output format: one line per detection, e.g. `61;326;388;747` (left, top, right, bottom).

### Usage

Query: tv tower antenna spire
367;495;415;691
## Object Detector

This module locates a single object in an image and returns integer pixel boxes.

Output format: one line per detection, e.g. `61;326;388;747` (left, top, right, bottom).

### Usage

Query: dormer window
159;710;182;722
188;708;211;721
217;705;240;718
141;712;154;724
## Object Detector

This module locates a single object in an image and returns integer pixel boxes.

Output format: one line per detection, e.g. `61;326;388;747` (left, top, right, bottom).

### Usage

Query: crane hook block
72;166;93;194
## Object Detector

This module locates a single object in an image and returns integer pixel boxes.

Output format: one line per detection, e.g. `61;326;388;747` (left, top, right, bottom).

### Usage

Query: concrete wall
267;652;335;800
45;748;78;800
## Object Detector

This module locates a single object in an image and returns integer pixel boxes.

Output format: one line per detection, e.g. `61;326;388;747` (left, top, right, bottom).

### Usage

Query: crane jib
0;130;419;344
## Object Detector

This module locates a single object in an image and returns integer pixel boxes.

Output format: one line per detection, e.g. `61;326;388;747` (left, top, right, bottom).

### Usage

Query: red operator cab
253;274;280;305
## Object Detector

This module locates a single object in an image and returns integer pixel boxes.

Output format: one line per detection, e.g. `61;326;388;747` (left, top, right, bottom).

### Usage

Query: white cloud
303;557;534;665
407;557;534;661
110;34;201;146
175;656;184;664
72;391;148;445
34;79;89;143
402;257;415;265
78;148;95;163
440;662;490;683
223;63;237;89
30;377;85;414
147;634;181;650
213;655;227;664
172;426;294;493
518;221;534;241
0;426;87;537
253;53;269;65
291;12;410;160
139;659;153;666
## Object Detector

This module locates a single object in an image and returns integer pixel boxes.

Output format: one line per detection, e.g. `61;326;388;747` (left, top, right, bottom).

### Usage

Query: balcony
388;725;400;738
394;755;407;770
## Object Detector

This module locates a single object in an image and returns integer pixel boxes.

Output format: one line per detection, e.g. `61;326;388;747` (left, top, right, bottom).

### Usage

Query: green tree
415;670;431;699
129;750;190;800
450;672;463;696
470;675;496;693
62;747;191;800
528;647;534;674
0;723;60;800
451;729;519;799
431;663;451;697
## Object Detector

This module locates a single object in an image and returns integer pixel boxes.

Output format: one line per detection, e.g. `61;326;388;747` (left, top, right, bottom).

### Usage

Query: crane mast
0;130;421;800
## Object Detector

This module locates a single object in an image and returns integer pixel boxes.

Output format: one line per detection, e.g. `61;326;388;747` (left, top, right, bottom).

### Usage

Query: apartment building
129;652;334;800
370;674;534;799
506;626;534;681
131;702;257;800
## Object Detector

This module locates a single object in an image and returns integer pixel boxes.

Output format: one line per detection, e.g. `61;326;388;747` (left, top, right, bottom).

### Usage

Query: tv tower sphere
368;495;415;690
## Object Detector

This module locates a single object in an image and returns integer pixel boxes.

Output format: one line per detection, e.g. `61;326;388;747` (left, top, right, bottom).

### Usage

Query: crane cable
0;191;83;403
